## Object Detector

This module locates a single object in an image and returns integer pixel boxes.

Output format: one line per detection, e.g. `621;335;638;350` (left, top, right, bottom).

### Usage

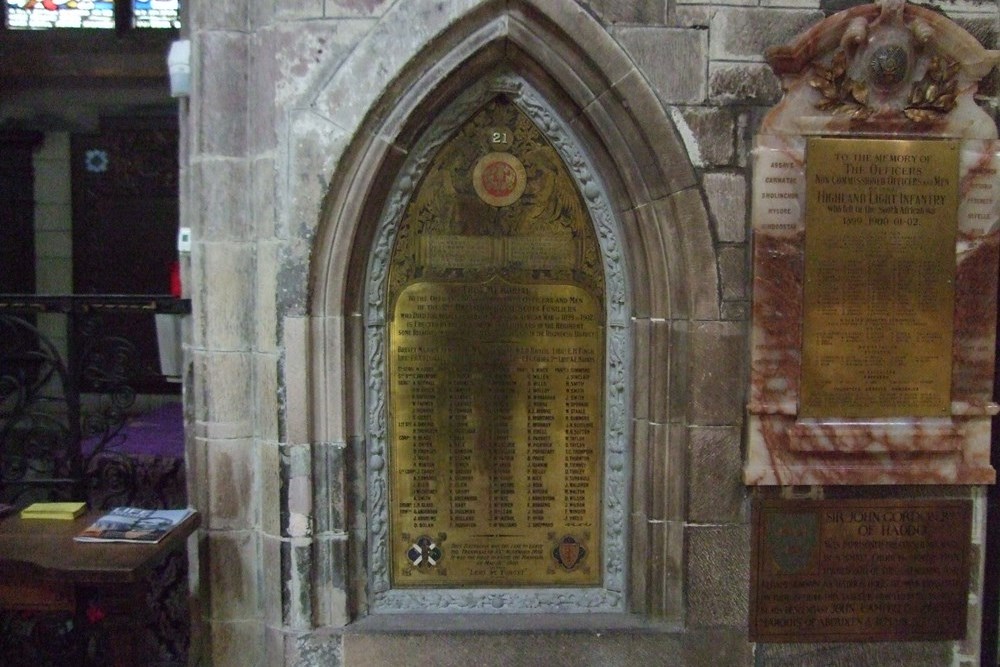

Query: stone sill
346;613;682;634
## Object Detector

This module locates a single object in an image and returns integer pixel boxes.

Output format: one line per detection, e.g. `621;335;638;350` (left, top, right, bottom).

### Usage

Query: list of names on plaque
750;499;971;641
801;138;958;417
390;279;603;586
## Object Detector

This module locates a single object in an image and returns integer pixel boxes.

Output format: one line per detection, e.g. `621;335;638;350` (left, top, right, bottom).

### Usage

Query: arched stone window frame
364;72;629;612
294;0;719;626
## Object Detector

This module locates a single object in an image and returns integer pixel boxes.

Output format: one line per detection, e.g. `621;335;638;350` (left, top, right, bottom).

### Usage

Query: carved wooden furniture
0;510;199;667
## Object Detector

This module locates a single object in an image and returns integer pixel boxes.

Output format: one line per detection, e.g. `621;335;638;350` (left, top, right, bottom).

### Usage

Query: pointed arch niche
301;2;719;624
368;75;627;612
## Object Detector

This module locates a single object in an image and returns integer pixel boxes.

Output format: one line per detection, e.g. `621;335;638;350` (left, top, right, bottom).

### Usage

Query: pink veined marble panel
745;0;1000;485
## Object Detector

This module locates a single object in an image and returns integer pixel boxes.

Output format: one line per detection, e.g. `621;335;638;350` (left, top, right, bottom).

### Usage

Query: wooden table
0;509;199;666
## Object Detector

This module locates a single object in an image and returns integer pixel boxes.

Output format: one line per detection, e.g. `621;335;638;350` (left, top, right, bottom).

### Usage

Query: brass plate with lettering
390;280;603;586
386;97;605;587
801;138;958;418
750;498;971;641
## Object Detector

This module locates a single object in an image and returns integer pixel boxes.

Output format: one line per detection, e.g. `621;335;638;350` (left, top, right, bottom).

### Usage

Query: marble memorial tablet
743;0;999;486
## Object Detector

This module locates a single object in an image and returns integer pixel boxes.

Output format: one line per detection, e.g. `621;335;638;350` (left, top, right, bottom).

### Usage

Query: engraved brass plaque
750;498;971;642
801;138;958;417
387;97;605;587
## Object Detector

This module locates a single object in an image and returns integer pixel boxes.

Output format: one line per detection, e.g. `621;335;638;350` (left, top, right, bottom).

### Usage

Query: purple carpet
82;402;184;459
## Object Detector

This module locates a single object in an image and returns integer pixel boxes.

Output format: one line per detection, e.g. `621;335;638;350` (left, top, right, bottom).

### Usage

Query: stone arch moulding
367;73;629;614
300;0;719;626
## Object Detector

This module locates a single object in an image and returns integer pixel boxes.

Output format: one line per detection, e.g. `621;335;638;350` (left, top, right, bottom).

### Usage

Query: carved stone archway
363;71;629;612
295;0;719;626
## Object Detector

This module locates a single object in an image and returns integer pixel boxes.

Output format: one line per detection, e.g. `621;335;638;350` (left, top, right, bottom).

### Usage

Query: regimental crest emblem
472;151;526;207
765;511;819;575
552;535;587;571
406;536;443;568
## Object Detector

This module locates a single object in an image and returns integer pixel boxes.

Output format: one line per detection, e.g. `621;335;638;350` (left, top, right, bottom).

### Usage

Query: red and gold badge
473;152;526;207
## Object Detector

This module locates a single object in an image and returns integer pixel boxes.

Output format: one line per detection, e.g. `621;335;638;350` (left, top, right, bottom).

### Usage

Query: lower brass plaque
389;279;603;586
750;498;971;642
801;137;958;418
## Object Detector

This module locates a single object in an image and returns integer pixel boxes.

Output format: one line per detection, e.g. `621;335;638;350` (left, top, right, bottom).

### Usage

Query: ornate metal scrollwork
0;296;190;506
0;315;78;503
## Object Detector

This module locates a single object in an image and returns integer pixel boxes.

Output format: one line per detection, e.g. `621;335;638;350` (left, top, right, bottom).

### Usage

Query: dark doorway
71;119;179;394
0;130;42;294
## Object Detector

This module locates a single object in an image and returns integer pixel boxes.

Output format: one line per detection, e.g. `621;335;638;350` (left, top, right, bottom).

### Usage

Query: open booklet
74;507;195;544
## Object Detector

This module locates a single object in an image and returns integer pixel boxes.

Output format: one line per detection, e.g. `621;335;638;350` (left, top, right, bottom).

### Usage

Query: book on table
74;507;195;544
20;501;87;520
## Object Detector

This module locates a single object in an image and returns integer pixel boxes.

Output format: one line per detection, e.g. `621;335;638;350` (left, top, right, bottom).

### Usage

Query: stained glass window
132;0;179;29
6;0;116;29
4;0;180;29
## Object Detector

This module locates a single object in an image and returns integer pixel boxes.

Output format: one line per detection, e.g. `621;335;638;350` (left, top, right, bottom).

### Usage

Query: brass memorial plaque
750;498;972;642
801;138;958;418
387;97;605;587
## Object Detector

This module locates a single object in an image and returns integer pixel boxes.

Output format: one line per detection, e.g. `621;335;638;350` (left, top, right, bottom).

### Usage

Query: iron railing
0;295;190;506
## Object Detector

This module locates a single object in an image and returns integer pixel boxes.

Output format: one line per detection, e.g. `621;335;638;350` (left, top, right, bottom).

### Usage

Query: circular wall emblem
473;152;526;207
868;43;910;89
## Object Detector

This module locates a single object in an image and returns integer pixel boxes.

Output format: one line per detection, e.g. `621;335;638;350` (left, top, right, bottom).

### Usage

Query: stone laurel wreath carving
811;49;960;124
365;72;629;612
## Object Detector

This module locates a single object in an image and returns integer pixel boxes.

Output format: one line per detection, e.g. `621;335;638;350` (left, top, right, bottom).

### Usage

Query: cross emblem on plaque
406;536;443;568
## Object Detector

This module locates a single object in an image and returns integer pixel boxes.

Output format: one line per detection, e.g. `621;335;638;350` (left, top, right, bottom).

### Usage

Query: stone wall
182;1;1000;665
